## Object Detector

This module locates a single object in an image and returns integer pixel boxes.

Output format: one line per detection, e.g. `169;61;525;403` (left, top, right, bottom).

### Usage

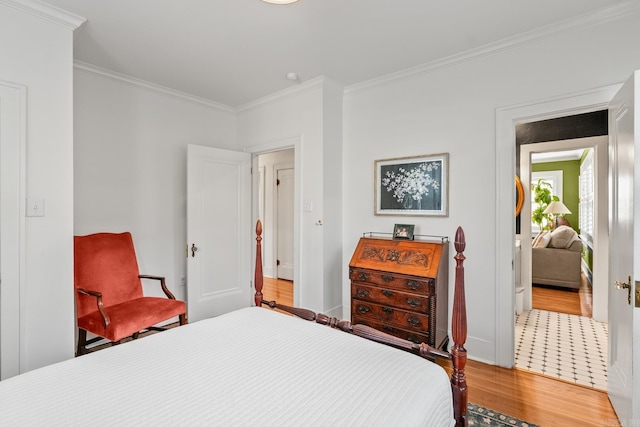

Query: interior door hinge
277;259;281;266
276;178;280;186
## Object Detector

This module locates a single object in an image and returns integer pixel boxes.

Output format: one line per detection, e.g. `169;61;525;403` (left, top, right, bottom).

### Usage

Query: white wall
74;69;237;302
238;78;343;314
0;3;80;371
321;79;344;313
343;10;640;363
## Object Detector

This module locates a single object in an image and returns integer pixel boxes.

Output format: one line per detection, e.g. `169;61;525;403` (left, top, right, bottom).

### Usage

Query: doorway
257;148;295;305
495;83;619;368
516;142;608;390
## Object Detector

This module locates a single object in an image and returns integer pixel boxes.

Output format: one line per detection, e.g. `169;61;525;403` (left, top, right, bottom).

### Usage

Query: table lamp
543;200;571;229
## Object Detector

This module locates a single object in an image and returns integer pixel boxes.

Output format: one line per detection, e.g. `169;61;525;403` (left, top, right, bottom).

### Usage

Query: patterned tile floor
515;309;608;390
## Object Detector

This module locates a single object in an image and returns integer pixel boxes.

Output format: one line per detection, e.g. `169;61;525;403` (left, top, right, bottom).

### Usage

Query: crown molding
346;1;640;95
74;61;236;113
0;0;86;31
236;76;326;112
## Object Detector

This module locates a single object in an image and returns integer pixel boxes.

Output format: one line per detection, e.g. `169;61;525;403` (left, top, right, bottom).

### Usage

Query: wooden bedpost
451;226;468;427
254;220;264;307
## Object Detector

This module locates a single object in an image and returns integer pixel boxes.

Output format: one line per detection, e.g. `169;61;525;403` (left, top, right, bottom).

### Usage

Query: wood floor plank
439;359;619;426
532;272;592;317
262;277;293;307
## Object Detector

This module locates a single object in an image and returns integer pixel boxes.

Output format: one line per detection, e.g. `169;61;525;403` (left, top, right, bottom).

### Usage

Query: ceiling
42;0;626;108
532;149;585;163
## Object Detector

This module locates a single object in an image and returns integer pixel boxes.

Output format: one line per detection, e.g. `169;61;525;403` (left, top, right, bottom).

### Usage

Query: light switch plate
303;201;313;212
26;197;45;217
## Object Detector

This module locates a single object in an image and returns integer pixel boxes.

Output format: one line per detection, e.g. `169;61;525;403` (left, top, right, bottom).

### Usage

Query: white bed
0;307;454;426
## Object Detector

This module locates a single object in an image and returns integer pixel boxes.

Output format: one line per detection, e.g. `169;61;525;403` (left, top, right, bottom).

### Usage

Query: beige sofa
531;226;583;290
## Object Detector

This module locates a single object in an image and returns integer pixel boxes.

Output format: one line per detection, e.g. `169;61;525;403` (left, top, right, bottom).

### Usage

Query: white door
276;168;294;281
608;71;639;422
0;82;25;380
186;145;252;323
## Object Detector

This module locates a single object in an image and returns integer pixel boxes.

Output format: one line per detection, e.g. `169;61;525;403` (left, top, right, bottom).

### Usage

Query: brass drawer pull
382;290;393;297
382;274;395;282
357;272;370;281
407;280;421;290
407;298;419;307
356;289;370;298
382;306;394;314
407;316;421;327
357;305;371;314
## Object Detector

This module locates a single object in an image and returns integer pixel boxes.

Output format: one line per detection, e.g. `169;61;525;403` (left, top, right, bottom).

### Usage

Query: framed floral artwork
375;153;448;217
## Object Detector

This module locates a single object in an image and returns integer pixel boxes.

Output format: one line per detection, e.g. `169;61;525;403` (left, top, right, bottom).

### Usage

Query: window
579;149;594;245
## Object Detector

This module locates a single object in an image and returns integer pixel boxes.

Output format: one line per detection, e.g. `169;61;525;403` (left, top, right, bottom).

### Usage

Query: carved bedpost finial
254;220;264;307
452;226;468;426
454;226;466;255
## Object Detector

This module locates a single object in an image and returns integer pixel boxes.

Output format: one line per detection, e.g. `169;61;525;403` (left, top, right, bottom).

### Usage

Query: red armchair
74;232;187;355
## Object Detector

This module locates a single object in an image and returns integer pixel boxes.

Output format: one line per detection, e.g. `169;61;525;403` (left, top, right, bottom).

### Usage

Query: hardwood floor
439;359;618;426
262;276;294;306
532;272;593;316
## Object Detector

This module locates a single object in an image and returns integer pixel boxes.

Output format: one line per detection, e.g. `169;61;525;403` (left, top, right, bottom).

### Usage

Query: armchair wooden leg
76;329;87;357
179;313;187;325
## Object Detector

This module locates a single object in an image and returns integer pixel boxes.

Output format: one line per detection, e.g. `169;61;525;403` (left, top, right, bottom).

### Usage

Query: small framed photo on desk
393;224;415;240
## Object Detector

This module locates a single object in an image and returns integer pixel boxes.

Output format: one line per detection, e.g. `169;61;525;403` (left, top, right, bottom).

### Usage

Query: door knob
615;276;632;304
191;244;198;257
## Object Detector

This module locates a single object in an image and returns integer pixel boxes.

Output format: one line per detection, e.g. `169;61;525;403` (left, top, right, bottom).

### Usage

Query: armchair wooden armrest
138;275;176;300
77;288;110;328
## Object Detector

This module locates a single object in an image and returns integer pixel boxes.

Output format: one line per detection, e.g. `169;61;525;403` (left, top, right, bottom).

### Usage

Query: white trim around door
495;84;620;367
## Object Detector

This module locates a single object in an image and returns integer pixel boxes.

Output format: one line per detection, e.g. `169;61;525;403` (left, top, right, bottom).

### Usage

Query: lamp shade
543;200;571;215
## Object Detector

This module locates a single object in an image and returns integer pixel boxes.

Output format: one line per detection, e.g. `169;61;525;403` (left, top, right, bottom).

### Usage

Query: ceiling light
262;0;299;4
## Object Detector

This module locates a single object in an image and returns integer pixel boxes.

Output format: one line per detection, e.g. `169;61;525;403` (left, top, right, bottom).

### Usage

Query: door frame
495;84;620;367
0;81;27;379
519;136;608;319
245;135;302;307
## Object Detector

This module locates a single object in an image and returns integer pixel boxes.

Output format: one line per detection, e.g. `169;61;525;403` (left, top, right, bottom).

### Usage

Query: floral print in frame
374;153;448;217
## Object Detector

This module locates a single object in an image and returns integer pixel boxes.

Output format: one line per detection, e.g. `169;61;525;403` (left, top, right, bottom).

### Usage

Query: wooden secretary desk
349;234;449;349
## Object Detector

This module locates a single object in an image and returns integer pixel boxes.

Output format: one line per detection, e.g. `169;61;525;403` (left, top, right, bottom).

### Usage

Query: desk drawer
349;268;434;294
351;283;431;313
352;317;432;346
351;300;429;333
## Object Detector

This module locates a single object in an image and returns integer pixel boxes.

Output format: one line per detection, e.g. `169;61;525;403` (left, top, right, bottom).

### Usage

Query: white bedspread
0;307;454;426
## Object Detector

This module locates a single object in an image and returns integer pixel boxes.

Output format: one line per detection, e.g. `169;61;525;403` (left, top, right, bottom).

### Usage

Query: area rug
468;402;539;427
